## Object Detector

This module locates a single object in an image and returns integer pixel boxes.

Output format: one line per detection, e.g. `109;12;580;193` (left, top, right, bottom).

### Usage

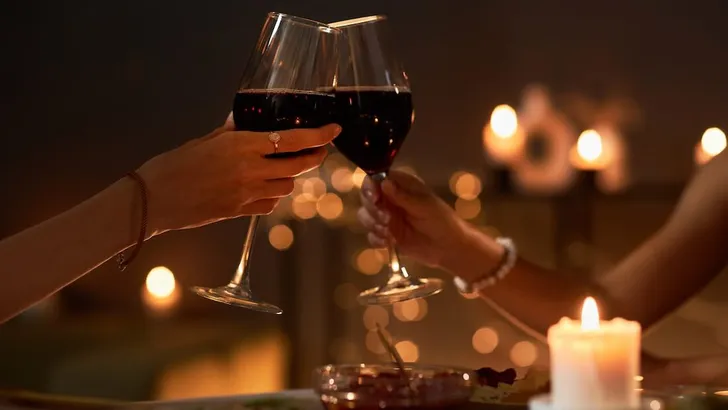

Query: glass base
357;274;444;305
190;285;283;314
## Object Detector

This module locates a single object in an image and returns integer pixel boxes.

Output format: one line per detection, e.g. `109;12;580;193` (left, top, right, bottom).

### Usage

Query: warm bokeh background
1;0;728;401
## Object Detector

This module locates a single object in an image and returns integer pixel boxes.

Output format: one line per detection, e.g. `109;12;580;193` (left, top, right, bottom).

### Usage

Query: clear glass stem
231;215;260;289
371;171;410;281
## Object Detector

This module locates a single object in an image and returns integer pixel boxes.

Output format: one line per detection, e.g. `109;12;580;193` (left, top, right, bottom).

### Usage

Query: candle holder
646;385;728;410
492;166;514;195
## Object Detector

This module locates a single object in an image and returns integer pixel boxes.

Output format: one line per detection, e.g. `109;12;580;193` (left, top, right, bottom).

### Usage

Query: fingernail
333;125;342;136
363;188;378;201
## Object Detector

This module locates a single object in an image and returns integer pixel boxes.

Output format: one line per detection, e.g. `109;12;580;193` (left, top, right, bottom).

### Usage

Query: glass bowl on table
643;385;728;410
313;363;476;409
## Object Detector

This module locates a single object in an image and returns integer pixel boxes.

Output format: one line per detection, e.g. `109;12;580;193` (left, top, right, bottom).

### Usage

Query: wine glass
190;12;340;314
329;16;444;305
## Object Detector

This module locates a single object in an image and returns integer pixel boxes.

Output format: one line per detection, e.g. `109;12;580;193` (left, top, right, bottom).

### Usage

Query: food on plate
314;363;474;409
471;367;550;404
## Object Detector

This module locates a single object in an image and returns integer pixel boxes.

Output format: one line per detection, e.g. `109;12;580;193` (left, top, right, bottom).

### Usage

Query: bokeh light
352;168;367;188
362;305;389;330
394;340;420;362
453;172;482;200
490;104;518;139
291;195;317;219
146;266;176;298
576;130;603;162
268;224;294;251
472;327;499;354
331;168;354;192
509;341;538;367
316;193;344;220
143;266;180;315
700;127;727;157
455;198;482;219
302;177;327;201
393;299;428;322
355;249;385;275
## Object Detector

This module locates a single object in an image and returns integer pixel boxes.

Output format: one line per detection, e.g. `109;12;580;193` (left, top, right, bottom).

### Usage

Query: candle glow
483;104;526;164
580;296;600;331
538;297;641;410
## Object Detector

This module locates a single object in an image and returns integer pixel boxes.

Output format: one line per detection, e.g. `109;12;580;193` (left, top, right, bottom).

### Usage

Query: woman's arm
359;151;728;338
0;178;141;323
0;122;342;324
450;150;728;337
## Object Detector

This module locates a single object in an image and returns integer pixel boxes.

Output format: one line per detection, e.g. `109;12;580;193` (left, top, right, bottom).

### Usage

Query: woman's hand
357;170;477;270
138;116;341;235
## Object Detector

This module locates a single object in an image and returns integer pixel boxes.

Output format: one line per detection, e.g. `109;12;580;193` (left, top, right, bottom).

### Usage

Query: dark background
1;0;728;402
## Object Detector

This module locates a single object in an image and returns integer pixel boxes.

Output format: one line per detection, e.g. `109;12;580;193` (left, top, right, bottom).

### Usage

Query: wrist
439;220;504;282
106;176;159;241
135;165;168;237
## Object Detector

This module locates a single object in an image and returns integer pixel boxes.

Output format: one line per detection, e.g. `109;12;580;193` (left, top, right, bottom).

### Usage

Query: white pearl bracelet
453;237;517;296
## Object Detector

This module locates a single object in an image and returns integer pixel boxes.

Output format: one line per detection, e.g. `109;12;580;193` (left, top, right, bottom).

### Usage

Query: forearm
443;225;591;341
443;201;728;341
0;177;145;323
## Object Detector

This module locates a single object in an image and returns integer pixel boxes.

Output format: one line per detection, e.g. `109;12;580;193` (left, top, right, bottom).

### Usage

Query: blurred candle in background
694;127;726;166
569;129;610;171
142;266;180;317
483;104;526;164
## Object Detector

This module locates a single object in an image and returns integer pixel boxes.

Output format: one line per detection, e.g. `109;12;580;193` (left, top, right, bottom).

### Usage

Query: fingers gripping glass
190;13;340;314
330;16;444;305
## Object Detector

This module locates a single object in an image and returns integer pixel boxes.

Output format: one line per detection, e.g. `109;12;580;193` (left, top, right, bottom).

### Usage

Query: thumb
221;111;236;131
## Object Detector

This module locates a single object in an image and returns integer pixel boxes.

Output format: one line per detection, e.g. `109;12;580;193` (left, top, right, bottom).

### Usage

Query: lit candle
483;104;526;164
569;130;610;171
694;127;726;166
142;266;181;317
541;297;641;410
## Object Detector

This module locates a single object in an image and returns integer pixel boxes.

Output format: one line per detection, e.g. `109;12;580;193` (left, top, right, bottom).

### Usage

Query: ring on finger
268;132;281;154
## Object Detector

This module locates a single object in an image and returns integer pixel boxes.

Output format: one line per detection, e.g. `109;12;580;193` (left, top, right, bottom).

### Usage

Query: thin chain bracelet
116;171;148;271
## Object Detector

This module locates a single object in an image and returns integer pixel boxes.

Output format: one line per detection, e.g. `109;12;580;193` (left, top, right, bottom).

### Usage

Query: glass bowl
313;363;476;409
643;385;728;410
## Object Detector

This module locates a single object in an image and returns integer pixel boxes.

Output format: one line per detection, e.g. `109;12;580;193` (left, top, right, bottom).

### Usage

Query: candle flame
581;297;600;331
576;130;603;162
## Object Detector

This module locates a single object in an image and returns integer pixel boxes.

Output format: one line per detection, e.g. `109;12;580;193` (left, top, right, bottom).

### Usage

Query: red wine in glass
233;89;336;133
189;13;340;314
332;86;413;174
330;16;444;305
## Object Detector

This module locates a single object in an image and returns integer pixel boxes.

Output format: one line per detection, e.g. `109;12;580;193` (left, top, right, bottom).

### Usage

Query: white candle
548;297;641;410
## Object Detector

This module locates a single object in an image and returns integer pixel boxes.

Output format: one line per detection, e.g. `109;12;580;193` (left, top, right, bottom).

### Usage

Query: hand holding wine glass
140;117;340;235
190;13;341;314
330;16;444;305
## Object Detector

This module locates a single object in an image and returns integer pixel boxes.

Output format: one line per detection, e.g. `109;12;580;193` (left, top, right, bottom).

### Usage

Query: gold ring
268;132;281;154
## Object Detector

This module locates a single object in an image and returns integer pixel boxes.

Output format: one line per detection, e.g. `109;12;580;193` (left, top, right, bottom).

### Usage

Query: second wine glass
330;16;444;305
190;13;340;314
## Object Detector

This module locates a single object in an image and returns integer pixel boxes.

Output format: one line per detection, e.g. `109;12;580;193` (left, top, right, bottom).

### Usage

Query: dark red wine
332;86;413;174
232;88;335;157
